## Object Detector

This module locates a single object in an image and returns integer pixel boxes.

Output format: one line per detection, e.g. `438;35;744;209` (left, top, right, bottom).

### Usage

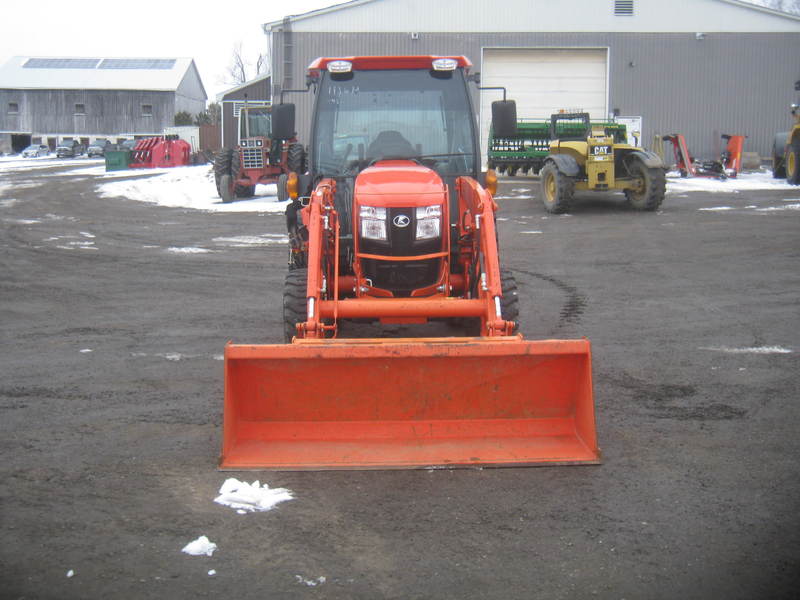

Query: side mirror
272;103;296;140
491;100;517;137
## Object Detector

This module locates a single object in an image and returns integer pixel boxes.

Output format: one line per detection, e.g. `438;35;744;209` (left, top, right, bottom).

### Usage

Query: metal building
0;57;207;154
263;0;800;161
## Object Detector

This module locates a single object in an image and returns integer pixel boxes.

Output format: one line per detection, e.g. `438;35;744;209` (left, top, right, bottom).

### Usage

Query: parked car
119;139;138;151
87;139;112;157
56;139;85;158
22;144;50;158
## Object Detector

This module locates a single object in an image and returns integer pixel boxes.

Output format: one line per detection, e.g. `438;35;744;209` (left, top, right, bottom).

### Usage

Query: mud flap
221;337;599;470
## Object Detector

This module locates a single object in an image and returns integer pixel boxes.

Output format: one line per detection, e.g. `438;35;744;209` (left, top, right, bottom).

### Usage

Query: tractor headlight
415;204;441;240
360;205;387;241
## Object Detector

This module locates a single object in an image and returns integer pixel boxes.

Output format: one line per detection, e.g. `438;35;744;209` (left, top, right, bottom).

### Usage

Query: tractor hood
354;160;446;206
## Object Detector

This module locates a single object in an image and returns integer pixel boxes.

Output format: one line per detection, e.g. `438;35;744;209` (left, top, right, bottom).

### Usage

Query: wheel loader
772;80;800;185
539;112;666;213
213;103;305;203
221;56;599;470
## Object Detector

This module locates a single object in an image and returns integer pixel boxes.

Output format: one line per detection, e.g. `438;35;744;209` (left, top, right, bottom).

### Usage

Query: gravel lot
1;159;798;599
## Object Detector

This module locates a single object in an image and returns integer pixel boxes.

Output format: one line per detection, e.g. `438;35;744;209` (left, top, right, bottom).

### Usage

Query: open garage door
479;48;608;168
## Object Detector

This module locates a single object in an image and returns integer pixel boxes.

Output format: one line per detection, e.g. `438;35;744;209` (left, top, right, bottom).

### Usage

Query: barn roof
0;56;206;96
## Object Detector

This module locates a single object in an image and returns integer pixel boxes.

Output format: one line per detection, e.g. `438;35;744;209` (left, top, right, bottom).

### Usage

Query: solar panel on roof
24;58;100;69
98;59;176;70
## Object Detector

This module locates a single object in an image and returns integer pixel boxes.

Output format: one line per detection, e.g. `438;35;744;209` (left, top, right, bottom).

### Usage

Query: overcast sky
0;0;341;103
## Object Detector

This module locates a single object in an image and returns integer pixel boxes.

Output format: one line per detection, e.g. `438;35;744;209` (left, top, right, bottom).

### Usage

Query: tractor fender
545;154;580;177
627;150;665;169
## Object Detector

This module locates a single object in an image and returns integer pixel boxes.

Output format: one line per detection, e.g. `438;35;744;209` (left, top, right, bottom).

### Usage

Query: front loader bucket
221;337;599;470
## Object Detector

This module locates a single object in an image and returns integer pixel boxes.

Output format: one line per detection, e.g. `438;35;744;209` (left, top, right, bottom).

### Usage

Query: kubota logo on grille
393;215;410;228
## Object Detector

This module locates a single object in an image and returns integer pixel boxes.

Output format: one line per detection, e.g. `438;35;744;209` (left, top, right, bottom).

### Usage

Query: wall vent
615;0;634;16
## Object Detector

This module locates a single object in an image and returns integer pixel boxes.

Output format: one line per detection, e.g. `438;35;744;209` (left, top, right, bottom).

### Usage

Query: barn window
141;104;153;117
74;103;86;115
8;102;19;114
615;0;634;15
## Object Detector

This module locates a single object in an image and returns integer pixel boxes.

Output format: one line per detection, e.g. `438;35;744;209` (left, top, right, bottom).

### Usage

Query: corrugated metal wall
271;31;800;159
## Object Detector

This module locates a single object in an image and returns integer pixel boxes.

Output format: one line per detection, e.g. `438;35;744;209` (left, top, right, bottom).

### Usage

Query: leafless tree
227;42;270;86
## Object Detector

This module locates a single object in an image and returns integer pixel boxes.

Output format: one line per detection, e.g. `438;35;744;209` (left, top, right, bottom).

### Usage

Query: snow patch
520;230;543;234
182;536;217;556
166;247;212;254
698;206;734;211
96;165;291;213
700;346;792;354
667;171;797;193
66;570;74;578
755;203;800;212
214;478;294;513
295;575;326;587
212;234;288;247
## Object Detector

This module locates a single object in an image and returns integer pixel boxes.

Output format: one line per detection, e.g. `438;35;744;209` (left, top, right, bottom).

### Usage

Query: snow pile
95;165;290;213
214;478;294;513
182;535;217;556
296;575;327;587
666;170;797;194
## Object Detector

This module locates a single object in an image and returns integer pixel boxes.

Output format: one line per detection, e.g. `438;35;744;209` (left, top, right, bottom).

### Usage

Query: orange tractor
221;56;599;470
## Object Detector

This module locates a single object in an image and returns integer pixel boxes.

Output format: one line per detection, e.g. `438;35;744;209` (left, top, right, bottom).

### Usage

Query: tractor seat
366;130;416;160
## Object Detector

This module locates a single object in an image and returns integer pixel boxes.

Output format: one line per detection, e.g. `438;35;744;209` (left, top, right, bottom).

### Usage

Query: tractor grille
241;147;264;169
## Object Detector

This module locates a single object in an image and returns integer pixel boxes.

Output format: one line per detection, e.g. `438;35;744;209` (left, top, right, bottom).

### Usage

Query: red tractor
213;103;305;203
221;56;599;470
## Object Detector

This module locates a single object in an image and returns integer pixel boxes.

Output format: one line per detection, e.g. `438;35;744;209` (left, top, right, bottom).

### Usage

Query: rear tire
624;158;665;211
213;148;233;197
287;143;305;173
540;162;573;214
786;137;800;185
283;268;307;342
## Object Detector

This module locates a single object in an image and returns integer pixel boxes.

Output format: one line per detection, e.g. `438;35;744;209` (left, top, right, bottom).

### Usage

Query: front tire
231;151;255;198
786;137;800;185
624;158;666;211
213;148;233;197
277;173;288;202
287;143;305;173
540;162;574;214
283;268;307;342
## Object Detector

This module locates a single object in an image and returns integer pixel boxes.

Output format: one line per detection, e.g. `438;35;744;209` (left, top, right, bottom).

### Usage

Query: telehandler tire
786;138;800;185
624;157;665;211
772;137;786;179
540;162;574;214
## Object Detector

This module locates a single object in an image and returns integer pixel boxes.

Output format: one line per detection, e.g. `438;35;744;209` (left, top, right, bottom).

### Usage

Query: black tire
786;137;800;185
230;151;254;198
287;143;305;173
220;174;233;203
499;268;520;333
772;132;788;179
213;148;233;197
624;158;666;211
539;161;574;214
277;173;288;202
283;268;307;342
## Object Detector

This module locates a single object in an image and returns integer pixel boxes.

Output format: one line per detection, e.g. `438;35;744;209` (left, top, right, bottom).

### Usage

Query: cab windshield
312;68;477;177
240;107;271;139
